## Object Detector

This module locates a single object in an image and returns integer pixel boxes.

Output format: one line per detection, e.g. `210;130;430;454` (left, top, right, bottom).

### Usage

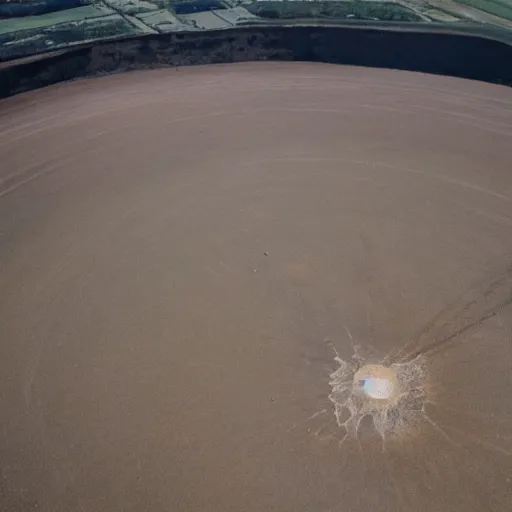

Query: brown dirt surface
1;62;512;512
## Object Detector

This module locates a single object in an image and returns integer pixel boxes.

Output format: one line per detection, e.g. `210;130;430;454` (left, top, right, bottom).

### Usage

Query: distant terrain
1;0;512;63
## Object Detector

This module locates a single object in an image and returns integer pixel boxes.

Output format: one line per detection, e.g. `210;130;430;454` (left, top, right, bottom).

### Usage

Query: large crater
1;62;511;512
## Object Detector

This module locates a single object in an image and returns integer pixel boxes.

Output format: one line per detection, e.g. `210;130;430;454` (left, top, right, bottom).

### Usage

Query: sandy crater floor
1;62;512;512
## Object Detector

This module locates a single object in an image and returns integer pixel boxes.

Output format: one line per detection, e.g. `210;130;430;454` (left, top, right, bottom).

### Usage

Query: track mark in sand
388;265;512;364
236;155;511;203
423;401;512;457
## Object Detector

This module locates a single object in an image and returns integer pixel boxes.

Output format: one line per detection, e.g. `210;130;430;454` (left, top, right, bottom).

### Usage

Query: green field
246;1;423;22
456;0;512;20
0;4;113;35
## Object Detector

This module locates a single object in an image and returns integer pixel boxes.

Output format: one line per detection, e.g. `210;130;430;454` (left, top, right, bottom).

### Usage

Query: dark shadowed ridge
0;23;512;99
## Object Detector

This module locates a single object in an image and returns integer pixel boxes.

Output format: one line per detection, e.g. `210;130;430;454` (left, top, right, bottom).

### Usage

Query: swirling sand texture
1;62;512;512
